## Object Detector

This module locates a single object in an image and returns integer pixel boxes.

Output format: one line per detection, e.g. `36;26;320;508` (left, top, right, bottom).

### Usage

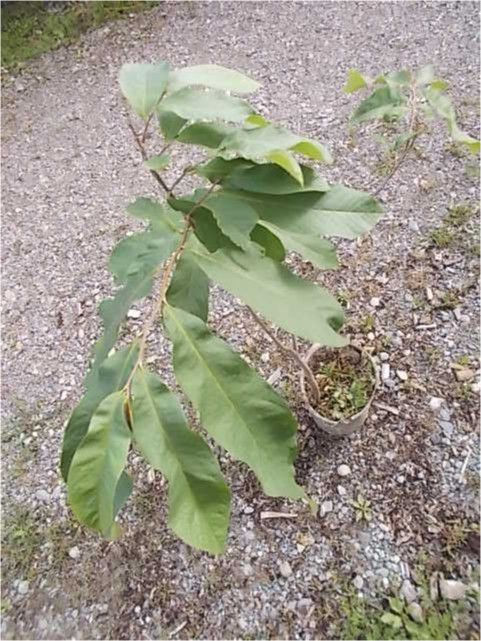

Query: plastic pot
299;343;379;437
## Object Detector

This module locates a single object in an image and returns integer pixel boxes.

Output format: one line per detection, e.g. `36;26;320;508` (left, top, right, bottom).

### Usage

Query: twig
459;447;472;483
246;307;320;404
140;112;153;144
169;621;187;638
372;83;419;198
260;511;298;520
167;166;193;198
127;116;170;194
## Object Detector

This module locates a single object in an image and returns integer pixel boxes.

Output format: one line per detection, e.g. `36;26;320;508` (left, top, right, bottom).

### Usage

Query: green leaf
61;343;139;482
220;124;331;164
208;160;330;194
92;263;156;371
385;70;411;87
266;149;304;185
250;224;286;261
168;64;260;95
167;252;209;321
188;245;346;346
202;191;259;249
106;471;134;539
388;597;405;615
352;86;407;123
67;391;131;534
176;122;236;148
217;185;382;240
159;88;254;123
429;79;449;92
260;221;339;269
109;223;178;284
158;110;187;140
126;198;184;230
144;153;170;170
245;114;270;128
424;87;480;154
415;64;435;86
380;613;403;629
450;122;480;155
164;305;305;498
131;369;230;554
344;69;369;93
119;62;170;119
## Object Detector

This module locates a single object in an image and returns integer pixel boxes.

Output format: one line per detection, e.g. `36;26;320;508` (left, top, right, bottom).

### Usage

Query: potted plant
60;62;478;553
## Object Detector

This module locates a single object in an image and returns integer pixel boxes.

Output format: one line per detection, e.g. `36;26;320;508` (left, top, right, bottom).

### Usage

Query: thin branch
246;307;320;404
372;83;419;198
127;116;170;194
167;166;194;198
140;112;153;144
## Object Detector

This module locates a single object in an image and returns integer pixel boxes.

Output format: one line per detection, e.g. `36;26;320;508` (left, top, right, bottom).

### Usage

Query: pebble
35;489;50;503
17;580;29;595
279;561;293;578
337;464;351;477
439;421;454;437
337;485;347;497
68;546;81;560
381;363;391;381
370;297;380;307
243;506;254;515
260;352;270;363
429;396;444;411
353;575;364;590
439;578;467;600
320;500;333;516
396;370;408;381
127;308;141;319
379;352;389;361
401;579;417;603
407;602;424;623
367;332;375;341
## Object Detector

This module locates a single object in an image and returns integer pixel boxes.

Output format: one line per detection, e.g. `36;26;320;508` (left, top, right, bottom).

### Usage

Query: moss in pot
300;343;378;437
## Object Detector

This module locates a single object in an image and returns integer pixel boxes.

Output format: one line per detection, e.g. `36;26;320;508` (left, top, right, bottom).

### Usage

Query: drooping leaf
250;224;286;261
344;68;369;93
245;114;270;128
119;62;170;119
61;343;140;482
91;263;156;371
415;64;435;86
126;198;184;229
266;149;304;184
424;87;480;154
202;192;259;249
109;223;178;284
219;123;332;164
168;64;260;95
260;221;339;269
131;369;230;554
107;470;134;539
187;245;346;346
176;122;236;148
159;88;254;123
213;185;382;240
450;123;480;154
384;69;411;87
429;79;449;92
158;110;187;140
167;252;209;321
203;159;330;194
67;391;131;534
144;153;170;170
352;86;407;122
164;305;305;498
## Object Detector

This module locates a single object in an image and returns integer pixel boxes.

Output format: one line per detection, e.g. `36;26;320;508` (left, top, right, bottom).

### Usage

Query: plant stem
246;307;320;404
372;83;419;198
127;118;171;194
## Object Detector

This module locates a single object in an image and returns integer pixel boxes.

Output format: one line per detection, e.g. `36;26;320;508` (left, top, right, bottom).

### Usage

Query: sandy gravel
1;2;479;639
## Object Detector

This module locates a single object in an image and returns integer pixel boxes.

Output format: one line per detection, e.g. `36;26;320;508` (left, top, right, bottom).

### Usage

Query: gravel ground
1;2;480;639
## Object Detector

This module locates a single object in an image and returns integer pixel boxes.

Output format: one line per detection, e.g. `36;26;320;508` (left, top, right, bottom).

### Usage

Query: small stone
409;220;420;232
127;308;141;319
429;397;444;411
396;475;406;484
17;580;29;595
454;368;475;382
401;579;417;603
279;561;292;578
381;363;391;381
367;332;375;341
337;485;347;497
407;602;424;623
35;489;50;503
242;564;253;577
68;546;80;560
379;352;389;362
337;464;351;477
243;506;254;515
430;574;439;601
260;352;270;363
439;421;454;437
439;578;467;600
370;297;381;307
320;500;333;516
396;370;408;381
353;575;364;590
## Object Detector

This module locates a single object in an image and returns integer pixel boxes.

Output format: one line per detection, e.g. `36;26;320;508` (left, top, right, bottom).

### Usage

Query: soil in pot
306;346;375;421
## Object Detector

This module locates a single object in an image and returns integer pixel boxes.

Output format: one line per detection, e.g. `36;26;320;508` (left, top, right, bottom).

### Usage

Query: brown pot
299;343;379;437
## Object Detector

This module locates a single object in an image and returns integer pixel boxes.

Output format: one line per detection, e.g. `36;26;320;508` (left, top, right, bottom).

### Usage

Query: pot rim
300;343;379;426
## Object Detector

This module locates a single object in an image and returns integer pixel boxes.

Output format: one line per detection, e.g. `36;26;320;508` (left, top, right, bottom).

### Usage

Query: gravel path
1;2;479;639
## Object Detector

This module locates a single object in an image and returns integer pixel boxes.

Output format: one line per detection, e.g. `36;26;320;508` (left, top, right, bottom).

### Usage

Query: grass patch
427;202;478;252
1;1;156;70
